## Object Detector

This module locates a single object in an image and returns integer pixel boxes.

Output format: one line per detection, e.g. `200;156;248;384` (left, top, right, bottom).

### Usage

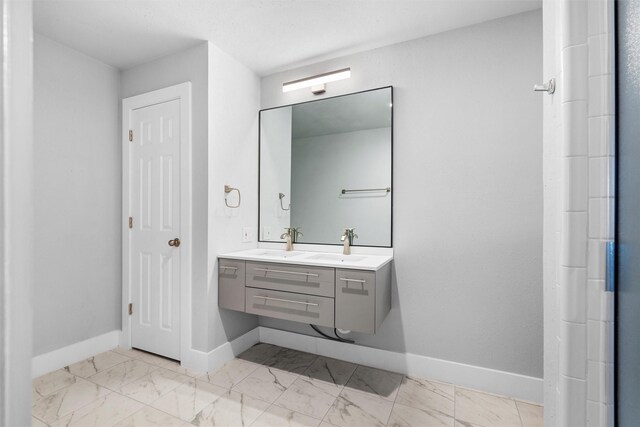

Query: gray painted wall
2;0;34;424
206;43;261;351
33;34;121;356
260;10;543;378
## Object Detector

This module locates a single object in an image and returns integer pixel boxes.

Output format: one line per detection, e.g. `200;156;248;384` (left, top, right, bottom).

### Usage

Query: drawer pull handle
253;267;319;278
220;266;238;271
339;277;366;283
253;295;319;307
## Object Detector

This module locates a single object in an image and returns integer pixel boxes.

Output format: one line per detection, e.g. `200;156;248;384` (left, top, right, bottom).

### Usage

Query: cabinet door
335;269;376;334
218;259;246;311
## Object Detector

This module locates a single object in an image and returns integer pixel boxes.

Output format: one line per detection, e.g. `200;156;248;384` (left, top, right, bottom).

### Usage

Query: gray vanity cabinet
218;257;392;335
335;263;392;334
218;259;246;311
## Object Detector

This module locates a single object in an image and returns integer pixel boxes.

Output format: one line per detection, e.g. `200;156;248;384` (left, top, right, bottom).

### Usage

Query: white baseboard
33;328;260;379
180;327;261;374
258;326;543;404
32;326;542;404
32;330;121;378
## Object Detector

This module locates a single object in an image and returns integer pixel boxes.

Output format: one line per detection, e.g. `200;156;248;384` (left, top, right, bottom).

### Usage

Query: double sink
249;249;367;263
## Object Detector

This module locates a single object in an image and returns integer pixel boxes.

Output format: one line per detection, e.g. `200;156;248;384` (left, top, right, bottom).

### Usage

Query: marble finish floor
32;343;543;427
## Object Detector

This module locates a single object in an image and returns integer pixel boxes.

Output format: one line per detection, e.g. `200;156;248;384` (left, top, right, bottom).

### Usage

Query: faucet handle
342;228;357;242
280;227;291;240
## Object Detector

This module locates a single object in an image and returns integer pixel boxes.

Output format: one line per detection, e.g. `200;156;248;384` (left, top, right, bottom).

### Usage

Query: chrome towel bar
341;187;391;194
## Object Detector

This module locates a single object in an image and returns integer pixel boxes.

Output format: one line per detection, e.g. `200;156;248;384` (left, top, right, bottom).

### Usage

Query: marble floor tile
113;405;185;427
88;359;158;390
32;417;47;427
31;344;544;427
302;356;357;394
32;369;77;401
323;388;393;427
388;402;455;427
65;351;130;378
343;365;403;401
127;349;176;368
112;346;144;359
32;377;111;424
191;389;270;426
395;376;454;417
263;347;318;374
232;366;298;403
150;378;226;422
516;401;543;427
118;368;191;405
237;343;281;364
51;392;143;427
455;420;485;427
252;405;322;427
199;358;259;389
455;387;522;427
275;377;339;419
164;360;206;378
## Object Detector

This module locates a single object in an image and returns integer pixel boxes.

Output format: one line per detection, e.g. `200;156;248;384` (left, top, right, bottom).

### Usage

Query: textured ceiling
34;0;541;75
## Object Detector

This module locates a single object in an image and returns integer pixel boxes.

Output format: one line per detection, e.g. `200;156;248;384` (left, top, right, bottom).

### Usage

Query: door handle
168;238;181;247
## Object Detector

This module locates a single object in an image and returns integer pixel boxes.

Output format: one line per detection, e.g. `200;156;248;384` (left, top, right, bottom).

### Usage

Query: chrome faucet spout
281;227;302;251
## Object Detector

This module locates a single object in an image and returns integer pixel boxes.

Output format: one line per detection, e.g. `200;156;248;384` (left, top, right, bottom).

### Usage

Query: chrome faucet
280;227;302;251
341;228;358;255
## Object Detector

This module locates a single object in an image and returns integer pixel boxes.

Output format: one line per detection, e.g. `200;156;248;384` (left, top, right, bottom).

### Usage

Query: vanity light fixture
282;68;351;94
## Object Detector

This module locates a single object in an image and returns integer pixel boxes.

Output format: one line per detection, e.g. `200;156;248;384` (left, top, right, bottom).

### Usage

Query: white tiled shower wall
556;0;615;426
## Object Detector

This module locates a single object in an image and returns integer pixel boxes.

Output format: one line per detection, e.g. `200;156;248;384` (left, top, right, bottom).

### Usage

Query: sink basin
250;249;304;258
308;254;366;262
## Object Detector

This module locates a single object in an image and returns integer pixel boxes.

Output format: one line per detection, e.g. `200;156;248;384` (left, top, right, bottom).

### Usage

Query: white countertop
218;248;393;271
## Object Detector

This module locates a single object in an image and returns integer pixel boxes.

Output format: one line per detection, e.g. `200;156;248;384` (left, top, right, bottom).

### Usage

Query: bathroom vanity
219;87;394;334
218;249;392;334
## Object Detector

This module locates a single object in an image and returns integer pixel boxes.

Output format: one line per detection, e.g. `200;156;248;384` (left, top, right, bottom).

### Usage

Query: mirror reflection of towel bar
341;187;391;194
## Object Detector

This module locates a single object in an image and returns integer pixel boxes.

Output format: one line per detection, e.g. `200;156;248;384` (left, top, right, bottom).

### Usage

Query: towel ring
224;185;241;208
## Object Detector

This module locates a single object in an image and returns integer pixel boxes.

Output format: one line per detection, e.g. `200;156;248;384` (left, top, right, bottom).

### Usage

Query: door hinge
128;130;133;142
128;217;133;229
128;303;133;315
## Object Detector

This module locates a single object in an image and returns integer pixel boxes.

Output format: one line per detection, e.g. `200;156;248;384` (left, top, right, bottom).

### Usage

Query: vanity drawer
246;261;335;297
335;269;376;334
218;259;246;312
246;287;334;327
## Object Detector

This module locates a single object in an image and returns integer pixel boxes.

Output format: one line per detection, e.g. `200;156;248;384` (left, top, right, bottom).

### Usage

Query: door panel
616;0;640;423
130;99;181;360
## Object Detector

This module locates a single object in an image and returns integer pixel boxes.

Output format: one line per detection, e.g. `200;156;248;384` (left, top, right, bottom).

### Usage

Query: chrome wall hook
224;185;241;208
533;78;555;94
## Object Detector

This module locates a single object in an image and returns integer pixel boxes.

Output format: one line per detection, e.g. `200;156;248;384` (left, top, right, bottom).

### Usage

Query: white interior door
129;99;181;360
